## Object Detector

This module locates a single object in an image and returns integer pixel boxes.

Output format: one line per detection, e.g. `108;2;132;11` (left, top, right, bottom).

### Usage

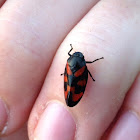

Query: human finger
107;73;140;140
29;0;140;140
0;123;28;140
0;0;99;136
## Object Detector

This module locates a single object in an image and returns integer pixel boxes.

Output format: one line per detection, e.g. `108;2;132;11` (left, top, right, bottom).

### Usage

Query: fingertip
108;111;140;140
34;102;76;140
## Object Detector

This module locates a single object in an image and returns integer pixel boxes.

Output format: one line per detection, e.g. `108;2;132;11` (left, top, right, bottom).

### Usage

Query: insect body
62;44;103;107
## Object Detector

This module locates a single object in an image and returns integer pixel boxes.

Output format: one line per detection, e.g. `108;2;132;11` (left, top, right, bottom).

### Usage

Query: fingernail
0;98;8;134
109;111;140;140
34;102;76;140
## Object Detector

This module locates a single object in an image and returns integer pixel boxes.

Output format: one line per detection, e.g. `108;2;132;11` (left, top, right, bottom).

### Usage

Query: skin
0;0;140;140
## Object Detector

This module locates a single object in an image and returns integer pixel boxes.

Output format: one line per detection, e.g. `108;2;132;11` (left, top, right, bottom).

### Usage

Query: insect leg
88;70;95;81
68;44;73;56
86;57;104;63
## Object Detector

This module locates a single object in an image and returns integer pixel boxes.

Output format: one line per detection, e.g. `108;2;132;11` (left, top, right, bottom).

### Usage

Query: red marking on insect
74;66;86;77
77;79;87;87
66;62;72;75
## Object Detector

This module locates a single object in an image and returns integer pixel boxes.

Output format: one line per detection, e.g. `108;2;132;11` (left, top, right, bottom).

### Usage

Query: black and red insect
61;44;104;107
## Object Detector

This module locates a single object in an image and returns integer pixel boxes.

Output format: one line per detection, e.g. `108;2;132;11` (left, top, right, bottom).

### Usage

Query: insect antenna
86;57;104;63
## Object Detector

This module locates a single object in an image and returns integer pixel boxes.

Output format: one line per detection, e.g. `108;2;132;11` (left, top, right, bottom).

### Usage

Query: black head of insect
68;52;86;73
